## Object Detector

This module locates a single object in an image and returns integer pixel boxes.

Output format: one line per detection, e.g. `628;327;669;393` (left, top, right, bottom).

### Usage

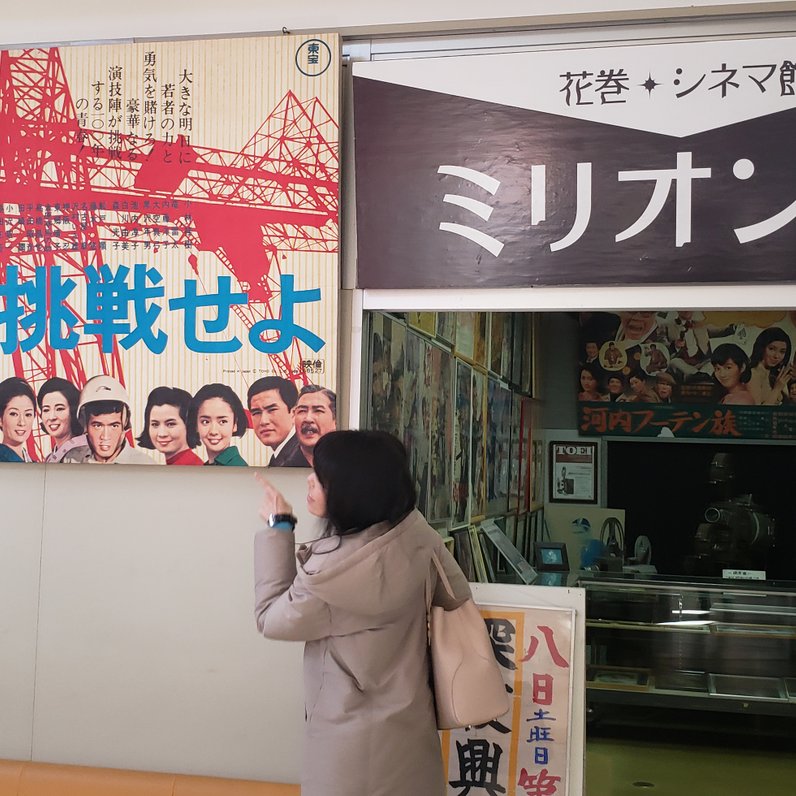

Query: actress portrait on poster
190;383;249;467
0;377;36;463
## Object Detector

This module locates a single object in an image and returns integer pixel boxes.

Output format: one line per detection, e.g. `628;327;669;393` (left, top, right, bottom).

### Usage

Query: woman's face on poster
149;404;189;457
1;395;35;447
580;369;597;393
607;377;624;395
39;390;72;443
197;397;236;455
713;358;743;390
763;340;788;369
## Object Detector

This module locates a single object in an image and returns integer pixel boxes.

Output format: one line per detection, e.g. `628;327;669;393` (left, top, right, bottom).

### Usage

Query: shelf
581;573;796;729
586;619;796;637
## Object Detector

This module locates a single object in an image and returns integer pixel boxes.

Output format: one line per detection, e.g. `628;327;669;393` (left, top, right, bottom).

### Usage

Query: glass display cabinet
578;573;796;743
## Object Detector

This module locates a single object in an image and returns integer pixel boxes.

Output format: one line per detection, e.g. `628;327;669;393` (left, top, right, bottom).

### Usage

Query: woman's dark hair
0;376;36;417
313;430;416;536
189;383;248;438
750;327;792;387
138;386;199;449
711;343;751;384
36;377;83;436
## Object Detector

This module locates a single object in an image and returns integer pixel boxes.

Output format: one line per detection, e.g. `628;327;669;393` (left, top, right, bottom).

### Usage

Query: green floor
586;738;796;796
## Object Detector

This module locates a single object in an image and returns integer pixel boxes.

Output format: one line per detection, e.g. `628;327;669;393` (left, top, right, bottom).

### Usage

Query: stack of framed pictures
365;310;545;581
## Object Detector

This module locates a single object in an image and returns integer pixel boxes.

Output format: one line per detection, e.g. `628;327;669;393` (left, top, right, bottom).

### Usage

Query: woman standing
748;327;792;405
711;343;755;405
137;386;203;465
0;377;36;462
190;383;248;466
37;377;86;463
254;430;470;796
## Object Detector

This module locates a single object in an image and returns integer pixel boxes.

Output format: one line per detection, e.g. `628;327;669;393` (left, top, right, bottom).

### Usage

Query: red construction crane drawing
0;45;339;458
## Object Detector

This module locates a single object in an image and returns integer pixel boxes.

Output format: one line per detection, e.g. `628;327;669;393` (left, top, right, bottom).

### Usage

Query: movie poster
441;605;575;796
0;35;339;467
578;310;796;440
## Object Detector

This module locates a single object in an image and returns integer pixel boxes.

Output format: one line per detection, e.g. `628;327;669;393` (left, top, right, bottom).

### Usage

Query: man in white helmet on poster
62;375;155;465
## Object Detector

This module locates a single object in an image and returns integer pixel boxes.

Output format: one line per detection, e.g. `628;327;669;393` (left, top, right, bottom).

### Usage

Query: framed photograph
478;532;497;583
367;313;405;438
514;513;527;561
488;312;505;376
407;311;437;337
531;313;542;399
402;332;431;515
451;361;473;527
549;440;598;504
454;311;476;361
481;520;537;585
525;508;544;560
436;312;456;347
469;525;489;583
534;541;570;572
451;527;476;582
521;313;534;396
507;392;521;512
486;379;511;516
587;666;651;691
470;369;487;519
427;346;454;523
530;438;545;508
518;398;533;513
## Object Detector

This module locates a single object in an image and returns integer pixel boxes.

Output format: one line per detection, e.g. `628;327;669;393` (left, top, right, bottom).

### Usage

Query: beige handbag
427;551;511;730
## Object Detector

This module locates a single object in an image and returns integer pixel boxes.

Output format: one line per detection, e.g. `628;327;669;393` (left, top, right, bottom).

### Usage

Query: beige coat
254;509;470;796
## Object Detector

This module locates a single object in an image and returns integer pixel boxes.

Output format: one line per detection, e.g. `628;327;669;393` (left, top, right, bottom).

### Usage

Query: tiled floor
586;738;796;796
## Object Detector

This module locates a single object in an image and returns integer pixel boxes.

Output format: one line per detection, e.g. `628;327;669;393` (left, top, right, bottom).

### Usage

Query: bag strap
430;549;456;601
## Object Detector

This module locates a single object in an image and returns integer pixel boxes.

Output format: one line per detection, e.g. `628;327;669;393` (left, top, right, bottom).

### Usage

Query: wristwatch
268;513;298;530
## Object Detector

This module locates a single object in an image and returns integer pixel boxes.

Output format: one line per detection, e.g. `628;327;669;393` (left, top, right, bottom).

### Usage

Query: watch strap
268;513;297;530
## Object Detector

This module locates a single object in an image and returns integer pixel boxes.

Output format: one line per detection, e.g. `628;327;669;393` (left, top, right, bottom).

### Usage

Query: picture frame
451;360;473;526
454;311;476;362
468;525;489;583
451;527;476;582
470;369;487;519
427;345;454;523
480;519;537;585
436;312;456;347
534;541;570;572
407;311;437;337
513;513;526;560
402;331;431;515
549;440;598;504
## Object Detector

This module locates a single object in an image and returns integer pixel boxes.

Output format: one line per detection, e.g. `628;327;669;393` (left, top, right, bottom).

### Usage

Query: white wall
0;462;322;782
3;1;791;47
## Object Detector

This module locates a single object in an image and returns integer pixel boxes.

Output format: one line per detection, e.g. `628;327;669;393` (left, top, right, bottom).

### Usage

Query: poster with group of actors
578;310;796;440
0;34;340;467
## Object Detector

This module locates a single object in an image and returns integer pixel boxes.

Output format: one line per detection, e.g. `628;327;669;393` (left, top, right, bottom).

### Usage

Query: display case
578;573;796;730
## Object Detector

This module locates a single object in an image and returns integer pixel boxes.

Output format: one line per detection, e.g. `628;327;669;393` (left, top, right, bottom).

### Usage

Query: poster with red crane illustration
0;34;339;467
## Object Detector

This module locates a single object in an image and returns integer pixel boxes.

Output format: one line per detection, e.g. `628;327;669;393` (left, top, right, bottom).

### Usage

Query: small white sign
721;569;766;581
